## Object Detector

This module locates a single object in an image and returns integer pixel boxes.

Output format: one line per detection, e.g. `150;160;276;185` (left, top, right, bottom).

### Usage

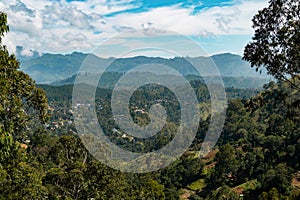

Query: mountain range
20;52;270;88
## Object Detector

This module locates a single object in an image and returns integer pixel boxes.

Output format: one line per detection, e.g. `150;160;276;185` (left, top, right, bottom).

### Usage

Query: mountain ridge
20;52;269;84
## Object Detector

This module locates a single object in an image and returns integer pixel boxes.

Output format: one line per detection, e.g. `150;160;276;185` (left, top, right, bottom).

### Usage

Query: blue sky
0;0;269;57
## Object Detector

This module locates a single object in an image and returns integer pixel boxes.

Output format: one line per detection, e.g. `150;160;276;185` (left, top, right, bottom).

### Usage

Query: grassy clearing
233;179;260;195
187;179;206;191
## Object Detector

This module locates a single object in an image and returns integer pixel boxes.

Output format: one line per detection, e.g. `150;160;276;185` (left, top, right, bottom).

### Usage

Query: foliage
209;144;238;187
0;12;48;143
187;179;206;191
244;0;300;84
208;185;240;200
0;11;48;199
35;68;300;199
2;4;300;198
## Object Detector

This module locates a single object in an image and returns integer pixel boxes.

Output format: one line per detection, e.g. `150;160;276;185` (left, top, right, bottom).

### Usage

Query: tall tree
0;12;48;161
210;144;238;186
0;12;49;199
243;0;300;85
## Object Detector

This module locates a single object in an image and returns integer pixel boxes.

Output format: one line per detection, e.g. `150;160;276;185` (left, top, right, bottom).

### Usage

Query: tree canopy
0;11;48;160
1;6;300;199
243;0;300;83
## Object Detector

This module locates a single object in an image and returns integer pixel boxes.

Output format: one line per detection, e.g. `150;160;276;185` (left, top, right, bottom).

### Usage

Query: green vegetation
236;179;259;191
53;72;269;90
21;51;269;85
244;0;300;85
187;179;206;191
33;70;300;199
1;0;300;198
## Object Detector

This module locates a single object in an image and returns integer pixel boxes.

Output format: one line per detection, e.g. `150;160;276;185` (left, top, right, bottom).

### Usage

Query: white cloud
21;48;34;57
8;12;43;37
0;0;269;56
9;0;35;17
42;2;98;30
105;0;268;37
69;0;139;15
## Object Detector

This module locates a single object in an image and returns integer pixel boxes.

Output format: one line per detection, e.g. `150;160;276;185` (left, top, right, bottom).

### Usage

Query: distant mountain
53;72;269;89
21;52;91;83
20;52;269;84
211;53;266;77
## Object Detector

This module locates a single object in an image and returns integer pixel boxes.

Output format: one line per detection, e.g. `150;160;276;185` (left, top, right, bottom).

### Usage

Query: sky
0;0;269;58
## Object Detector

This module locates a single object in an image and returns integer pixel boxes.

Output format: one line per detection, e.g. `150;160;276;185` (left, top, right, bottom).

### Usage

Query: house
20;143;28;149
134;109;145;114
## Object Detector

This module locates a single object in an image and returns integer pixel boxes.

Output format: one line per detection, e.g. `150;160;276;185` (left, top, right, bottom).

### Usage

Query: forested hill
51;72;269;89
2;0;300;198
207;79;300;199
20;52;269;84
38;80;261;103
31;78;300;199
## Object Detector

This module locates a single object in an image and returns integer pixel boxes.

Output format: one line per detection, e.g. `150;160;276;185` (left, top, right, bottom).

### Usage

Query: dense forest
35;79;300;200
1;0;300;199
3;73;300;199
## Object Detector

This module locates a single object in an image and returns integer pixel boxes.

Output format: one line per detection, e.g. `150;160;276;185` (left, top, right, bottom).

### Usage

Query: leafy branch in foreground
0;11;48;159
244;0;300;88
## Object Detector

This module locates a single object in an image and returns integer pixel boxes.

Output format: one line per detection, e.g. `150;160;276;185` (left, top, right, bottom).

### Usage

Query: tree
210;144;239;186
259;163;292;196
45;135;88;199
0;12;49;199
243;0;300;85
1;161;47;200
0;12;48;160
208;185;240;200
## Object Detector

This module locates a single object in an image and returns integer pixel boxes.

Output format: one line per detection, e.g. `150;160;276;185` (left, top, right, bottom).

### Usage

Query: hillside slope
20;52;269;84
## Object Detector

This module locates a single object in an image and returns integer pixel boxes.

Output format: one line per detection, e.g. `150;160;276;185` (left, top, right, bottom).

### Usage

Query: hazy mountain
20;52;269;84
21;52;92;83
16;46;41;62
52;72;269;89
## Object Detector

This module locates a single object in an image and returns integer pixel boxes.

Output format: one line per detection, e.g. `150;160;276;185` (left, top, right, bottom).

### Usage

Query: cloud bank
0;0;268;57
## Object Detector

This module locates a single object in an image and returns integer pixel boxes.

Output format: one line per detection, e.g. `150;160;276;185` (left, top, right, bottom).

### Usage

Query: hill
20;52;269;84
52;72;269;89
35;78;300;199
